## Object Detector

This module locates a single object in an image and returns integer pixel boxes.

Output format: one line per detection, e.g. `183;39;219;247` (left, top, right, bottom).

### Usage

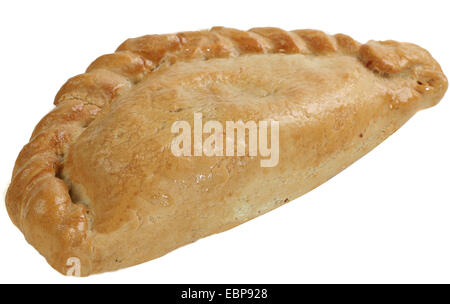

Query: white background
1;0;449;284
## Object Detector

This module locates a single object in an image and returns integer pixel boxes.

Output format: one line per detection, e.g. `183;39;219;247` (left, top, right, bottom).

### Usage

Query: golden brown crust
360;40;442;74
6;27;447;276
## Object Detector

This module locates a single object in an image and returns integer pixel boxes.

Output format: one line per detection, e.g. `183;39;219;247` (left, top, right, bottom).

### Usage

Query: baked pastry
6;27;447;276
